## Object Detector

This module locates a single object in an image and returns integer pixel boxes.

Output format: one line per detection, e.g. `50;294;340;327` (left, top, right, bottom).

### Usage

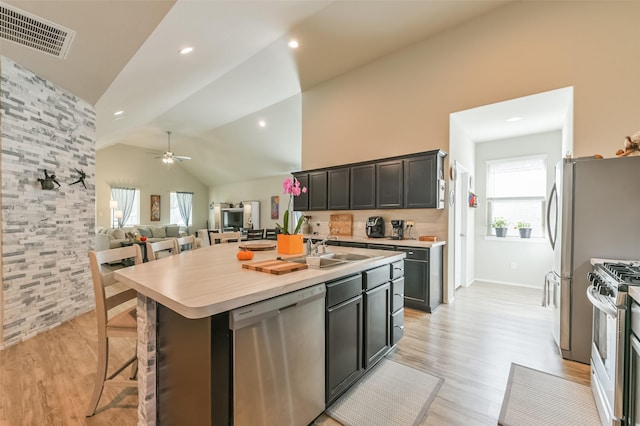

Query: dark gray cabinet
350;164;376;209
364;282;391;368
292;172;309;211
397;245;442;313
328;168;350;210
309;171;328;210
325;274;363;404
404;153;442;209
293;149;447;211
376;160;403;209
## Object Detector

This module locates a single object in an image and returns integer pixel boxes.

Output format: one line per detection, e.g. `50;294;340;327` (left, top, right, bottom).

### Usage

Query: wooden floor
0;281;590;425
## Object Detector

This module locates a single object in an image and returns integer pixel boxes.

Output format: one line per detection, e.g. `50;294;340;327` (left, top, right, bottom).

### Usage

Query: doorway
453;161;470;289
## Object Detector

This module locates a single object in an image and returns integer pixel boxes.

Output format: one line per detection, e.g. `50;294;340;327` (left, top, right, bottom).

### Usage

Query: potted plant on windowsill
516;221;532;239
491;217;509;238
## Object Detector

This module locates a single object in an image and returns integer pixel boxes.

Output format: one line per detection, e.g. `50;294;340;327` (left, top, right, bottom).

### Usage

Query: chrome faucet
308;235;337;256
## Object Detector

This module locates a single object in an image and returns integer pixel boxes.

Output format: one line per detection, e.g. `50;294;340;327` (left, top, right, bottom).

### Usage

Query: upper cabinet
404;151;446;209
350;164;376;210
292;172;309;211
293;149;447;212
309;171;328;210
328;168;350;210
376;160;403;209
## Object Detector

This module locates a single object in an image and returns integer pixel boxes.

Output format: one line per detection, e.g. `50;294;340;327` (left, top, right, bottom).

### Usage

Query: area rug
325;358;443;426
498;363;600;426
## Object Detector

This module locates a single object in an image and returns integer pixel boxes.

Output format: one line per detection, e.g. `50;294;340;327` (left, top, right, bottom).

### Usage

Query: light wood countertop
114;244;405;319
304;234;446;248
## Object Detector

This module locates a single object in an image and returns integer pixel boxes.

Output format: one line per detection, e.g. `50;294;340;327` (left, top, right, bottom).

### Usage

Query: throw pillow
150;226;166;238
166;225;180;238
110;228;125;240
137;227;152;238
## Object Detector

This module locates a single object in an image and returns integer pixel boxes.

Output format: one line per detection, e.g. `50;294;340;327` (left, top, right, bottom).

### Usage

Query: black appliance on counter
366;216;385;238
390;220;404;240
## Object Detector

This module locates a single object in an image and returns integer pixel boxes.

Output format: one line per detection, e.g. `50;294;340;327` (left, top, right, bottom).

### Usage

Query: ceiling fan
156;131;191;164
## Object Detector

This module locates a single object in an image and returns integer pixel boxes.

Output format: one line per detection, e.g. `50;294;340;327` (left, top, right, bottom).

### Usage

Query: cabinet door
404;154;436;208
350;164;376;209
328;168;350;210
403;259;428;311
326;295;363;404
293;173;309;211
309;171;328;210
364;282;391;368
376;160;403;209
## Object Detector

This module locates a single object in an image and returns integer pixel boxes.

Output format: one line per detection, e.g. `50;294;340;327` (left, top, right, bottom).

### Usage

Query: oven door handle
586;287;617;318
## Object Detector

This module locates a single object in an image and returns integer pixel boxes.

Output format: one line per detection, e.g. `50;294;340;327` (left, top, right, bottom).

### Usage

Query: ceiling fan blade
174;155;192;160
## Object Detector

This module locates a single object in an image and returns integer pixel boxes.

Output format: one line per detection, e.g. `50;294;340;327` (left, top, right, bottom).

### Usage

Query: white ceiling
3;0;527;187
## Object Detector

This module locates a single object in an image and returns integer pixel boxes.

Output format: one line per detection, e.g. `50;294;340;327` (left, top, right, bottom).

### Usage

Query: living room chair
176;235;199;252
86;245;141;416
146;238;179;261
265;228;279;240
211;231;240;244
246;229;264;240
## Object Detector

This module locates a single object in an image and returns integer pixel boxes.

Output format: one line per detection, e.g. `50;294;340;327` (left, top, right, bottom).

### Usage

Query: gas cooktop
600;262;640;285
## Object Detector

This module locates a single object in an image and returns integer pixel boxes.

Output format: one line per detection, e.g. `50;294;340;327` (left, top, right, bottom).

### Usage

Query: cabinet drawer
633;300;640;337
397;247;429;262
326;274;362;308
391;277;404;313
391;261;404;280
391;308;404;346
363;265;390;290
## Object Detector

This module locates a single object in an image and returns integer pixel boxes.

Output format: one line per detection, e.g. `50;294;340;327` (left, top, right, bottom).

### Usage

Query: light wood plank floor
0;281;590;425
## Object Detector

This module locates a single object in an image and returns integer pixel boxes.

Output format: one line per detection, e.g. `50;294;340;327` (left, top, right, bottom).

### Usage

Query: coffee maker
390;220;405;240
366;216;385;238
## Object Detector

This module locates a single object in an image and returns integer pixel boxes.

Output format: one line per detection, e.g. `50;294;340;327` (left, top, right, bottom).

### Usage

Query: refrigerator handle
547;183;557;250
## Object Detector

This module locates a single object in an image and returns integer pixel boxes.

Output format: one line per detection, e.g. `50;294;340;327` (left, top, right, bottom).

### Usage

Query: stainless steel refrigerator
544;156;640;364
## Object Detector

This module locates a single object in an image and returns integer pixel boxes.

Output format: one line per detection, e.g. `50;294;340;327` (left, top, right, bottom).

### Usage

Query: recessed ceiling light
288;39;299;49
506;116;523;123
179;47;193;55
113;110;124;116
258;120;267;128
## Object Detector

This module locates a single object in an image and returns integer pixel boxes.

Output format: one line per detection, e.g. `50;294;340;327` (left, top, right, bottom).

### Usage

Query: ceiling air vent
0;3;75;59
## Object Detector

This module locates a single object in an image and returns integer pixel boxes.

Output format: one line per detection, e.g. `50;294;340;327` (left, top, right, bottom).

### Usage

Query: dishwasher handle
229;283;326;330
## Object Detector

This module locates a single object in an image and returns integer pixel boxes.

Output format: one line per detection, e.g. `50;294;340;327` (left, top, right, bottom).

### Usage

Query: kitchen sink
285;256;347;268
323;253;378;262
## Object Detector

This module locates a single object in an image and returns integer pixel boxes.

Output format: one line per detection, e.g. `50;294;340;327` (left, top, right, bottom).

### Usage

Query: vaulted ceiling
2;0;512;187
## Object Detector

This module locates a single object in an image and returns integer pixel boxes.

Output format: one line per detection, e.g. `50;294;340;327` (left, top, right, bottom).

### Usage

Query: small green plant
516;220;531;229
491;217;508;228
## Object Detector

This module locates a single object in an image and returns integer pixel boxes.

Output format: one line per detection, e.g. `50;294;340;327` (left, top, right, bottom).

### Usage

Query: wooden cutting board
329;214;353;236
238;241;277;251
242;259;308;275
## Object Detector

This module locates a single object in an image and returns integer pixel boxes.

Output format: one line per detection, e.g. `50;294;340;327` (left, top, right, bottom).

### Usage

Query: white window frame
485;155;547;238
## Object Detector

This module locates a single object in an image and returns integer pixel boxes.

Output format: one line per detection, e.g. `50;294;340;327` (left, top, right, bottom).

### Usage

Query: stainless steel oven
588;261;640;426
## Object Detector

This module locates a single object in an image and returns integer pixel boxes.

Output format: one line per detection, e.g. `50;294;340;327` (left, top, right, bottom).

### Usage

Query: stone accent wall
137;294;157;425
0;56;96;348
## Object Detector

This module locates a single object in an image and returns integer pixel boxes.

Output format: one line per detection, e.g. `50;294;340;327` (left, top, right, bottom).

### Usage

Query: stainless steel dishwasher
230;283;326;426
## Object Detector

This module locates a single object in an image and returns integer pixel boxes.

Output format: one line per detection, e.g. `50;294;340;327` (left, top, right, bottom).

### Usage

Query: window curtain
111;187;135;228
176;192;193;232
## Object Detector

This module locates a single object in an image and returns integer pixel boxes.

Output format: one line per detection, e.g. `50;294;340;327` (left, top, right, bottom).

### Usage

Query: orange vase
277;234;304;255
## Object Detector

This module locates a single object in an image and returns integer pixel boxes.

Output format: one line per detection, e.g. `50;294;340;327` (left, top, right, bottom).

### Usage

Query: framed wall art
271;196;279;219
150;195;161;221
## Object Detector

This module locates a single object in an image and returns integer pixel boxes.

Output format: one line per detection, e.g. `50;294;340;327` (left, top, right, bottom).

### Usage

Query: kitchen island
114;242;405;425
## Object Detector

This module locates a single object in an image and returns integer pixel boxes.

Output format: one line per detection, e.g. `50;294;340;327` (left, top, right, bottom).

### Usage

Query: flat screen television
222;209;243;229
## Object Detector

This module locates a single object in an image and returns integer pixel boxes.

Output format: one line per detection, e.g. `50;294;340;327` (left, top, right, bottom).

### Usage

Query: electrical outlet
406;220;415;227
510;261;517;270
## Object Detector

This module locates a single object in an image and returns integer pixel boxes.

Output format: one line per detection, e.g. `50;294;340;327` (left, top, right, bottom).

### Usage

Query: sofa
95;224;189;251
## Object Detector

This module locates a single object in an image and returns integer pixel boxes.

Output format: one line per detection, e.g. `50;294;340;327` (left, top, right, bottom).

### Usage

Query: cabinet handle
408;251;414;255
394;325;405;330
393;267;403;271
394;293;404;297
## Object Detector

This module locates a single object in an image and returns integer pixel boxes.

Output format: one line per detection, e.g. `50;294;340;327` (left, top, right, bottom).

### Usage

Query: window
111;187;140;227
486;155;546;238
170;192;193;227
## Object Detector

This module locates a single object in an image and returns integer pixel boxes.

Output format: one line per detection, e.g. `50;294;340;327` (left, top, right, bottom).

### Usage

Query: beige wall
96;144;209;231
302;1;639;165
